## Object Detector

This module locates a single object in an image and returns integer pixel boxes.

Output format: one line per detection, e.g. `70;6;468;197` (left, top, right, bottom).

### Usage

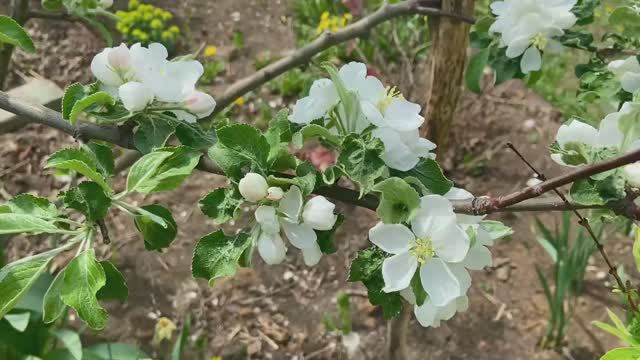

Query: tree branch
211;0;474;115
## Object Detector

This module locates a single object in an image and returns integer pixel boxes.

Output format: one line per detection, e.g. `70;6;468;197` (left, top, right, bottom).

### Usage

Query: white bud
184;91;216;119
302;196;337;231
118;81;154;112
238;173;268;202
257;231;287;265
266;187;284;201
624;163;640;187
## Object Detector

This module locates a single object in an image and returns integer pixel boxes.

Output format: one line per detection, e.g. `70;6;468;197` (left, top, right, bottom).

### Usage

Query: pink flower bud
184;91;216;119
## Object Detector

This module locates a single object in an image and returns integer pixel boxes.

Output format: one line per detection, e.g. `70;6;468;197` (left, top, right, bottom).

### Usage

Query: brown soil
1;1;635;359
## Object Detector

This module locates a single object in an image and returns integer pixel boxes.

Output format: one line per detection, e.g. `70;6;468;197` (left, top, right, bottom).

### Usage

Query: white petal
357;76;386;102
435;298;459;322
448;262;472;293
505;37;531;58
383;99;424;131
411;195;455;238
608;57;640;76
382;251;418;293
281;220;317;249
598;112;624;149
279;186;303;221
91;49;123;86
301;242;323;266
521;47;542;74
118;82;154;112
302;196;337;230
556;120;598;147
399;287;417;305
372;127;420;171
368;222;414;255
255;206;280;234
624;163;640;187
444;187;473;201
148;42;169;60
430;216;470;263
257;231;287;265
338;62;367;87
420;258;462;306
462;245;493;270
414;301;440;327
183;91;216;118
412;137;437;158
621;72;640;94
490;1;507;15
289;96;319;124
361;101;386;127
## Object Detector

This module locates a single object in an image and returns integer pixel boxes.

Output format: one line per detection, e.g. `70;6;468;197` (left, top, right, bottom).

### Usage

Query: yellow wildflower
143;12;153;21
234;97;245;106
211;357;222;360
204;45;218;57
169;25;180;34
150;19;163;29
161;31;173;41
321;11;330;21
152;317;177;346
128;0;139;9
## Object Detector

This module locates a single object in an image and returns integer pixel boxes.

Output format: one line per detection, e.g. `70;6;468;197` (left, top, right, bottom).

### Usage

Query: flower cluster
116;1;180;48
368;189;500;327
238;173;338;266
90;42;216;122
316;11;353;34
608;56;640;94
289;62;435;171
489;0;577;73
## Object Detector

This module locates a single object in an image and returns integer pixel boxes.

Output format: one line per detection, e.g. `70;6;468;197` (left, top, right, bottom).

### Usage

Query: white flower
368;195;470;306
238;173;269;202
254;186;337;266
183;90;216;119
490;0;577;73
372;127;436;171
130;43;204;102
289;79;338;124
339;62;424;132
624;163;640;188
266;187;284;201
118;82;154;112
91;43;134;87
302;196;338;231
255;206;287;265
608;56;640;94
400;286;469;328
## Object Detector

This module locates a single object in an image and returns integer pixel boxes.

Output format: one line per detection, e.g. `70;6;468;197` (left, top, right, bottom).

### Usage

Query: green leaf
317;214;344;254
60;249;108;330
46;149;111;192
0;244;73;318
571;0;600;25
62;83;85;121
43;271;65;324
97;261;128;303
199;188;243;225
0;16;35;53
601;347;640;360
171;317;190;360
52;329;82;360
570;176;625;206
175;122;216;150
373;177;420;224
86;142;115;178
4;194;58;219
126;147;200;193
0;213;63;235
134;205;177;251
208;124;270;181
391;158;452;195
4;312;30;332
42;0;64;11
265;109;294;145
479;220;513;240
191;231;252;285
134;116;177;154
300;124;341;145
466;48;490;94
62;182;112;222
348;247;403;319
69;92;115;124
83;343;148;360
338;134;386;197
558;30;595;51
410;272;427;307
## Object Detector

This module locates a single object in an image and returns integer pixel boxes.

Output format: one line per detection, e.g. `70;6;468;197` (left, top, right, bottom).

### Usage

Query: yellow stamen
409;238;435;264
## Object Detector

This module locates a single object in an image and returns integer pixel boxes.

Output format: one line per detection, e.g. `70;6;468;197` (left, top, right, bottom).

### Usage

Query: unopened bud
266;187;284;201
238;173;268;202
624;163;640;188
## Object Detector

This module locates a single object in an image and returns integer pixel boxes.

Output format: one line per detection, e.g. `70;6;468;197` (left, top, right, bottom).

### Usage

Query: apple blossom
255;205;288;265
118;81;154;112
289;78;338;124
372;127;436;171
266;187;284;201
624;163;640;188
183;90;217;119
91;43;135;87
238;173;269;202
608;56;640;94
400;286;470;328
368;195;470;306
302;196;338;231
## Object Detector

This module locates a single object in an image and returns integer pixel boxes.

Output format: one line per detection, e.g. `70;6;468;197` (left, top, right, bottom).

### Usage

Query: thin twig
504;142;638;312
211;0;474;115
97;219;111;245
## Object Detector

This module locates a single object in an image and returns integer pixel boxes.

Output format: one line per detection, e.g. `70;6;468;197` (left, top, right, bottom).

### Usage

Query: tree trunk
0;0;30;90
386;304;412;360
421;0;475;158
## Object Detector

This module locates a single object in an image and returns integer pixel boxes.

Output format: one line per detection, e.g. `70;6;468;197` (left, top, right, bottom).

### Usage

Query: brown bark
386;303;412;360
421;0;475;158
